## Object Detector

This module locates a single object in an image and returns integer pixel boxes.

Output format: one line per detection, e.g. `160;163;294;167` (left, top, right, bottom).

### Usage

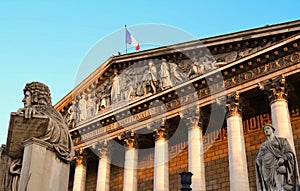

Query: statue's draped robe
37;105;75;162
256;137;298;191
160;63;172;89
0;147;13;191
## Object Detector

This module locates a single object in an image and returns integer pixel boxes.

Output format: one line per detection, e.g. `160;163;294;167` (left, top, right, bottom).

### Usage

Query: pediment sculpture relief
63;39;276;126
110;59;189;104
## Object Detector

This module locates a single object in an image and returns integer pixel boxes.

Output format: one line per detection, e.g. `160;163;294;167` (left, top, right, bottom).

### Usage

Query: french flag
125;28;140;51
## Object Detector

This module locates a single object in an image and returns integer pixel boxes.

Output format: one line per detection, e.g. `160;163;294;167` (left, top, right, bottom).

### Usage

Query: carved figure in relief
239;41;273;58
67;100;78;128
224;51;238;63
177;59;190;74
136;81;145;96
199;54;217;70
256;124;298;191
123;78;135;101
94;95;99;115
187;56;200;77
239;47;252;57
142;61;158;95
97;90;105;110
101;92;110;110
170;62;186;85
160;59;172;89
99;80;112;109
86;94;95;119
78;94;87;121
111;71;121;103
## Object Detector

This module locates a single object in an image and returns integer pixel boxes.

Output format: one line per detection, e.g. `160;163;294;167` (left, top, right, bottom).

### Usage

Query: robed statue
256;124;298;191
1;82;74;191
18;82;74;161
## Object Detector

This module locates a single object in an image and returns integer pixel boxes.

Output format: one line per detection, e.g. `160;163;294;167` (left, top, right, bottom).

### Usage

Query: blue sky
0;1;300;144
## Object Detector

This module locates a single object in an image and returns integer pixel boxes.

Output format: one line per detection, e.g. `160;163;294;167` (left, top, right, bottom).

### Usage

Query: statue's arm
16;107;36;118
256;146;263;164
282;138;295;162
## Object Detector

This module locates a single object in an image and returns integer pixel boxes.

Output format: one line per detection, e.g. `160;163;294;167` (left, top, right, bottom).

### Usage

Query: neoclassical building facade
55;19;300;191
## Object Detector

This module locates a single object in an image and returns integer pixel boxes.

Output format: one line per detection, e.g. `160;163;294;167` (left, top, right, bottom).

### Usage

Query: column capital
179;106;200;119
118;130;138;149
153;118;169;141
259;74;289;103
91;140;110;158
180;106;203;130
226;91;242;118
74;148;89;166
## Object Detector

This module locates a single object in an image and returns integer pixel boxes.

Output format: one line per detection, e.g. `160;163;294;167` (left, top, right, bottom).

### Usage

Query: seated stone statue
1;82;74;191
256;124;298;191
17;82;74;162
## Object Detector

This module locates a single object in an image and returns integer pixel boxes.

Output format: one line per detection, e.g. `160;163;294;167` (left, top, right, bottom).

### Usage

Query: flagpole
125;25;127;54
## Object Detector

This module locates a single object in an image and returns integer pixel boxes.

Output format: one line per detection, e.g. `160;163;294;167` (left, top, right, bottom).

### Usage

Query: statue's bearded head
22;82;52;107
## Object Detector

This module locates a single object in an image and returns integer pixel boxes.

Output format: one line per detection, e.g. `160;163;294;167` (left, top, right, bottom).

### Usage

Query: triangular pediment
55;20;300;132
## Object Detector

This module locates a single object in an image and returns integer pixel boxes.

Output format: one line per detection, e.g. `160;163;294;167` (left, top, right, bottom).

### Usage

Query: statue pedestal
18;138;70;191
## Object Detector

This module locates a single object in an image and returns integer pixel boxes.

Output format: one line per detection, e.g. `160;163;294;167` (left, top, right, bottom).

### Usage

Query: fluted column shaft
153;124;169;191
188;119;206;191
124;148;138;191
93;141;111;191
226;91;250;191
119;131;138;191
73;150;87;191
271;99;295;149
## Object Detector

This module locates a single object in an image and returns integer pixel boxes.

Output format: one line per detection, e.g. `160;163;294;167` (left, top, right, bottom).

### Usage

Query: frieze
224;52;300;89
80;97;184;141
79;90;201;142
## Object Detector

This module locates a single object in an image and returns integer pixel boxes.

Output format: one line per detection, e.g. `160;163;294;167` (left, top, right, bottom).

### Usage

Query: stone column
260;75;296;151
226;91;250;191
119;131;138;191
153;119;169;191
184;107;206;191
92;140;111;191
73;148;87;191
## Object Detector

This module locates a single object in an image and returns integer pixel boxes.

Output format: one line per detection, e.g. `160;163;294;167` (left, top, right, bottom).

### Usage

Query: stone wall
204;140;229;190
109;164;124;191
169;147;188;191
137;165;154;191
85;158;97;191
